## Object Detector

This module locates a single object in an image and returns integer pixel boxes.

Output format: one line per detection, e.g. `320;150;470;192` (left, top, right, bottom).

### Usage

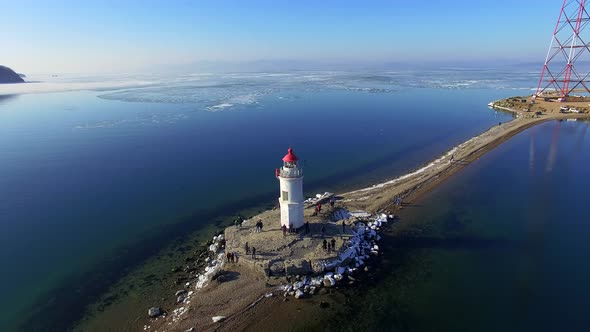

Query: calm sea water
327;120;590;332
0;70;521;330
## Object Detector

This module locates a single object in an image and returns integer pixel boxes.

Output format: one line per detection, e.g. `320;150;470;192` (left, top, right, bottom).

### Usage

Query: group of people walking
315;203;322;214
282;224;293;236
315;198;337;215
254;220;264;233
229;197;346;262
234;216;243;229
322;237;337;253
244;242;256;260
281;221;311;237
226;251;238;263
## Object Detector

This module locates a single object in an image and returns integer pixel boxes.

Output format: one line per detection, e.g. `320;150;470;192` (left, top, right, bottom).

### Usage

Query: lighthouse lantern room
276;148;304;229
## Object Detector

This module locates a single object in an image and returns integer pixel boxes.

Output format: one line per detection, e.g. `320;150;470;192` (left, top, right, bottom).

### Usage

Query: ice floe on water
207;103;234;111
205;92;261;111
73;111;191;130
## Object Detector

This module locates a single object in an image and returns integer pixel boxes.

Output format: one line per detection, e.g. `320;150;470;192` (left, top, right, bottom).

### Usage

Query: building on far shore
275;148;304;229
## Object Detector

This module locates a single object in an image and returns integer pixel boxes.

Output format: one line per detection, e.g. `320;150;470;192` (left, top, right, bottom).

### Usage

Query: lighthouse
276;148;304;229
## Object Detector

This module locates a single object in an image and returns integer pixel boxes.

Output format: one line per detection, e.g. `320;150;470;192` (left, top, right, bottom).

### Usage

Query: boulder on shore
269;260;285;275
294;289;305;299
285;259;312;275
148;307;162;318
323;277;336;288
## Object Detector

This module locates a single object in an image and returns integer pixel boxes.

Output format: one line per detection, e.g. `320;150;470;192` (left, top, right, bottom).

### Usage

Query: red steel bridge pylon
535;0;590;101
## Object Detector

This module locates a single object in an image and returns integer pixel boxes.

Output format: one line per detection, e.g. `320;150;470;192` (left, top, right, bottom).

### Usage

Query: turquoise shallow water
326;120;590;332
0;72;517;330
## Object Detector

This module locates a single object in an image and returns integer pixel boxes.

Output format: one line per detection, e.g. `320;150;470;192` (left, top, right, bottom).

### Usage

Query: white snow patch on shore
350;133;485;194
0;77;154;95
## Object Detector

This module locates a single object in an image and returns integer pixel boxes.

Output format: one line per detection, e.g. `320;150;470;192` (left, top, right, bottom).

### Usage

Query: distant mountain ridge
149;59;547;74
0;65;25;83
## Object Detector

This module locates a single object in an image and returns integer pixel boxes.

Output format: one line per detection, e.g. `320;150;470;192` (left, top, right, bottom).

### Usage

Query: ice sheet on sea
98;83;268;111
3;69;536;102
0;77;155;95
92;72;406;110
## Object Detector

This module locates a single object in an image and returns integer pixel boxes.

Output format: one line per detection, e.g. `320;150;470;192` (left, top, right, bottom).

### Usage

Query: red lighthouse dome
282;148;299;163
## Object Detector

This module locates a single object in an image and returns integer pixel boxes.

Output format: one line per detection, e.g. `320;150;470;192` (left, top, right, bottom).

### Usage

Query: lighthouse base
279;201;304;229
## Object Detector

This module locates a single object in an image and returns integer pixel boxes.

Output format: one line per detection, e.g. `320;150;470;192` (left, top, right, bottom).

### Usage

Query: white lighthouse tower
276;148;304;229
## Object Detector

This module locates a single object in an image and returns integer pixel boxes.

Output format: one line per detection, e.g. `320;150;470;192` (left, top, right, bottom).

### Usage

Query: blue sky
2;0;562;74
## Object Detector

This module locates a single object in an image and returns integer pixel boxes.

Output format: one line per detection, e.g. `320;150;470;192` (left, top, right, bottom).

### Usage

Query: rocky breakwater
144;206;396;330
280;212;391;299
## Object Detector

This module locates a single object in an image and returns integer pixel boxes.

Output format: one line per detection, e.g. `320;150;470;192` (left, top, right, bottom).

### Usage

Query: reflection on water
545;121;560;173
326;120;590;332
0;94;18;105
529;127;535;174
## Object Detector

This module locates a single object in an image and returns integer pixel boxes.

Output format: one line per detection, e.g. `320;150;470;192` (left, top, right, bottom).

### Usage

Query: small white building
276;148;304;229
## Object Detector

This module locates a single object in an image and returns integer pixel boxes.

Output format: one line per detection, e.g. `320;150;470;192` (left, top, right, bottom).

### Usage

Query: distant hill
0;65;25;83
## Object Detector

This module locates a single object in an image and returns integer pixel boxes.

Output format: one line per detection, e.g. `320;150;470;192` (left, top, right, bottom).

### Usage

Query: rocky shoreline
144;206;397;329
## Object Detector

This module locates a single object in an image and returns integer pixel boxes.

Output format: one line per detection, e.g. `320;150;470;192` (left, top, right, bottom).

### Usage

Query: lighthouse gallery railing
279;167;303;178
